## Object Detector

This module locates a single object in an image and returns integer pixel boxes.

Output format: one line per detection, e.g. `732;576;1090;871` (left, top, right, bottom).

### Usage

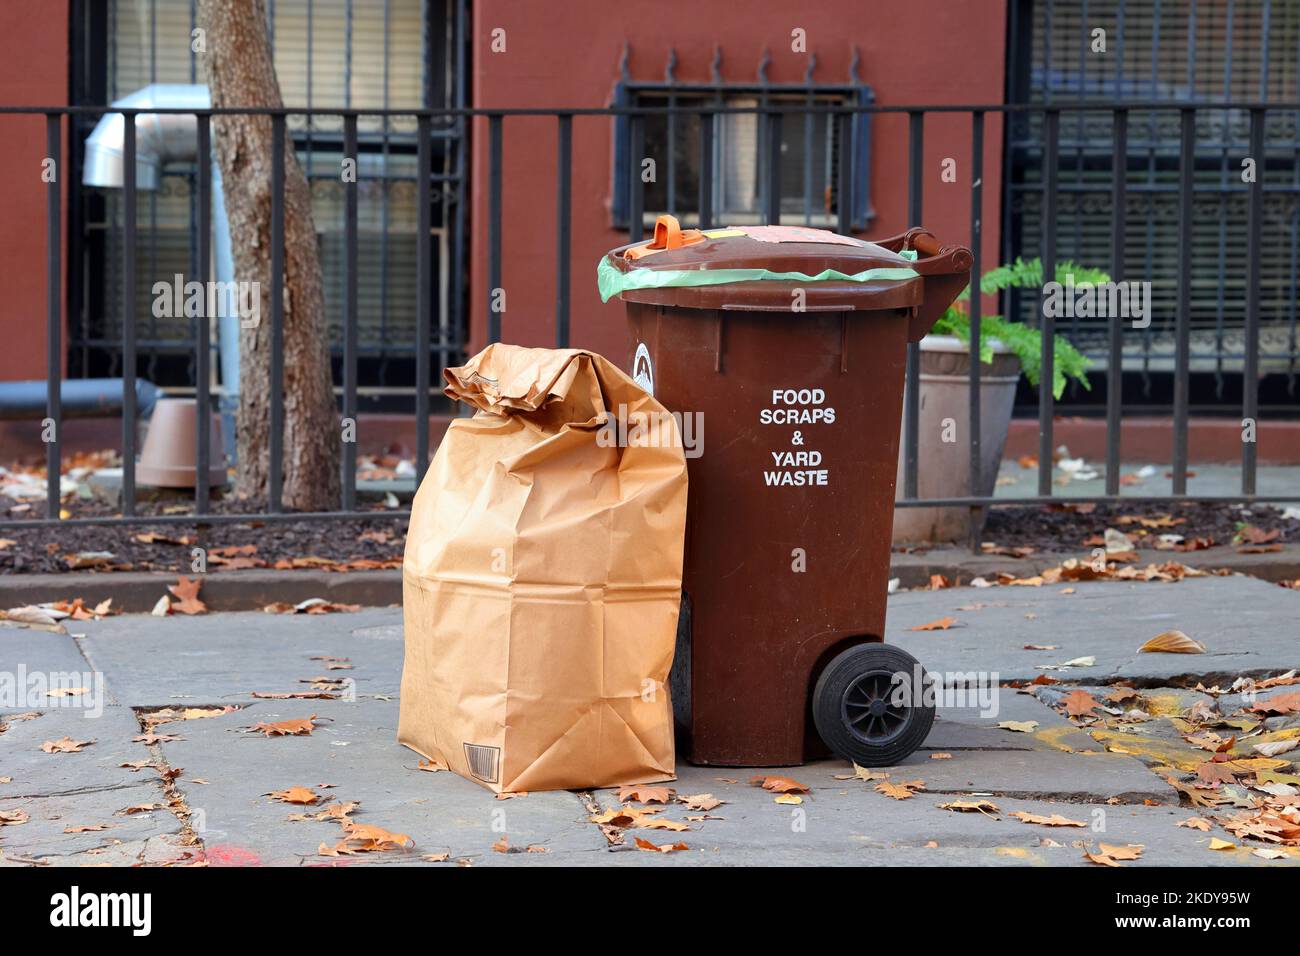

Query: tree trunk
199;0;340;510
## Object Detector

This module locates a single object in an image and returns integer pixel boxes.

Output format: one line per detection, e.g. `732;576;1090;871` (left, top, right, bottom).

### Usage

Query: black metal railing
2;99;1298;534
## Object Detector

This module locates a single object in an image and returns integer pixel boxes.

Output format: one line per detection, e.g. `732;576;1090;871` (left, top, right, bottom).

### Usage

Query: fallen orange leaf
266;787;320;805
750;775;809;794
1060;689;1101;718
616;784;674;804
247;715;318;737
633;837;688;853
167;576;207;615
1010;810;1087;827
909;616;958;632
42;736;92;754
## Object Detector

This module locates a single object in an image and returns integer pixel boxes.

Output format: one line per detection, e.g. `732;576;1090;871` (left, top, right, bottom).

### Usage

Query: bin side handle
874;228;973;342
877;227;973;277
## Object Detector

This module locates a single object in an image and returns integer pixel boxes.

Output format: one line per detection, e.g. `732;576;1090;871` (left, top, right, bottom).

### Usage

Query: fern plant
930;257;1109;400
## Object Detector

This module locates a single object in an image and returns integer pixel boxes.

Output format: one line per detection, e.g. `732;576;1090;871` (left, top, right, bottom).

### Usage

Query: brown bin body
605;222;971;766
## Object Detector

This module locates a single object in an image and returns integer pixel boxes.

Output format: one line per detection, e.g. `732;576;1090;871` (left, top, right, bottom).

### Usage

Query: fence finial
665;47;677;84
710;44;723;87
849;44;862;85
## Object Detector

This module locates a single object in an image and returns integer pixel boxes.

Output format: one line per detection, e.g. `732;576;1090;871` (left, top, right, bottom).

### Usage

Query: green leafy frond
932;256;1103;398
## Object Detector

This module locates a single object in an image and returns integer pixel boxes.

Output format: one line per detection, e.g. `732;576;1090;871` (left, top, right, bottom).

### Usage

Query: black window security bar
4;98;1299;536
71;0;467;401
1006;0;1300;410
611;44;875;232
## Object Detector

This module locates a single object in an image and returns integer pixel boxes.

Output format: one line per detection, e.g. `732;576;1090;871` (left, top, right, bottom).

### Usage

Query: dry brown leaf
132;733;182;744
875;780;924;800
1100;843;1144;860
41;736;92;754
63;824;111;833
909;616;958;632
616;784;674;804
167;576;207;615
417;758;449;773
336;821;413;852
1060;689;1101;718
1085;842;1144;866
1177;817;1213;831
938;799;1000;815
1250;691;1300;716
1252;739;1299;758
0;809;30;826
1195;761;1239;785
833;764;890;781
1139;630;1206;654
422;852;450;863
633;837;688;853
997;720;1039;733
750;775;809;794
266;787;320;805
1010;810;1087;827
929;753;953;760
247;715;318;737
679;793;724;811
637;816;691;831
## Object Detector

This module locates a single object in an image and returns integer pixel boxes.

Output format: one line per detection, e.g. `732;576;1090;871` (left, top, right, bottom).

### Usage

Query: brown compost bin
600;217;972;766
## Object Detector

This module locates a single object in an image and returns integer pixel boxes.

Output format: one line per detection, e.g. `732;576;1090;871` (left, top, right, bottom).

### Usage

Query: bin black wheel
812;643;935;767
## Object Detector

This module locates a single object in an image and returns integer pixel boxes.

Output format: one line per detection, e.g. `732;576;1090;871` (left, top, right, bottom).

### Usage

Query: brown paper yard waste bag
398;344;688;793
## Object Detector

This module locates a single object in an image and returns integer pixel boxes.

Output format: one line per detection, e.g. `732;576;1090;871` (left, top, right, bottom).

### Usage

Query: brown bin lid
603;218;972;338
604;218;971;316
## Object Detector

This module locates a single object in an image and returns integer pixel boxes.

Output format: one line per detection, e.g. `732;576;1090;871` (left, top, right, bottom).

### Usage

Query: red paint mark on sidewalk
204;844;262;867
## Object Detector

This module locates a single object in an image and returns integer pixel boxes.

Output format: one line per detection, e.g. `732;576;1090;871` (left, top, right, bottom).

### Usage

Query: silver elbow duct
82;84;212;189
82;83;241;462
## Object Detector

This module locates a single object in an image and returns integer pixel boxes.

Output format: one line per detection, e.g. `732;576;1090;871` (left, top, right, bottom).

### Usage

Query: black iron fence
2;99;1298;533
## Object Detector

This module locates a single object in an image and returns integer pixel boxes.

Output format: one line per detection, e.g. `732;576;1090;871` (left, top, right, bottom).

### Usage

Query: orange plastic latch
623;214;706;260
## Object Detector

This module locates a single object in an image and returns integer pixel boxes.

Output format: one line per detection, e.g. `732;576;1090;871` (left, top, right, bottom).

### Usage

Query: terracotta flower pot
136;397;228;488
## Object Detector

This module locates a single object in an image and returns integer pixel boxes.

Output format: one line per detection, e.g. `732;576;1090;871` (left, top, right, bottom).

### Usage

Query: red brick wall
469;0;1008;362
0;1;69;382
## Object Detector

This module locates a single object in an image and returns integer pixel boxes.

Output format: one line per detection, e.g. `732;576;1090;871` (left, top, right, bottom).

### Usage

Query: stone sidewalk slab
76;608;404;707
0;706;188;866
891;576;1300;684
152;698;607;867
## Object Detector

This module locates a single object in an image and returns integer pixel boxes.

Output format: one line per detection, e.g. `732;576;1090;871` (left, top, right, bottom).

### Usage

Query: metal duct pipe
0;379;161;422
82;84;240;461
82;84;210;190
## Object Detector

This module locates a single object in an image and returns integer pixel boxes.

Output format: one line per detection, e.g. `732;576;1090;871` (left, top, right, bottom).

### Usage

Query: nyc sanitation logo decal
632;342;654;395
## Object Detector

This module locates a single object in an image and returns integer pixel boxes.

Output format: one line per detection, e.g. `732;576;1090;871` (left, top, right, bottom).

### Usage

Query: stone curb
0;543;1296;612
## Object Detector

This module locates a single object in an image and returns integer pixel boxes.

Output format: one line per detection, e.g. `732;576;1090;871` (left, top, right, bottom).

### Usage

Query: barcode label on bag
463;743;500;783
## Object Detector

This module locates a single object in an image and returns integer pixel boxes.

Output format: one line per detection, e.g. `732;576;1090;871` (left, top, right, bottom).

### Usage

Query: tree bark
199;0;340;510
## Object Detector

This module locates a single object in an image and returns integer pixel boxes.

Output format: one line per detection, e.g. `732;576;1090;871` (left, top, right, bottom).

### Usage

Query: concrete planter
893;335;1021;545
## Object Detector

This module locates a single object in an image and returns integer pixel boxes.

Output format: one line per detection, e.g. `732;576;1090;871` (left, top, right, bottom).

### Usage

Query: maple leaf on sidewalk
167;576;207;615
